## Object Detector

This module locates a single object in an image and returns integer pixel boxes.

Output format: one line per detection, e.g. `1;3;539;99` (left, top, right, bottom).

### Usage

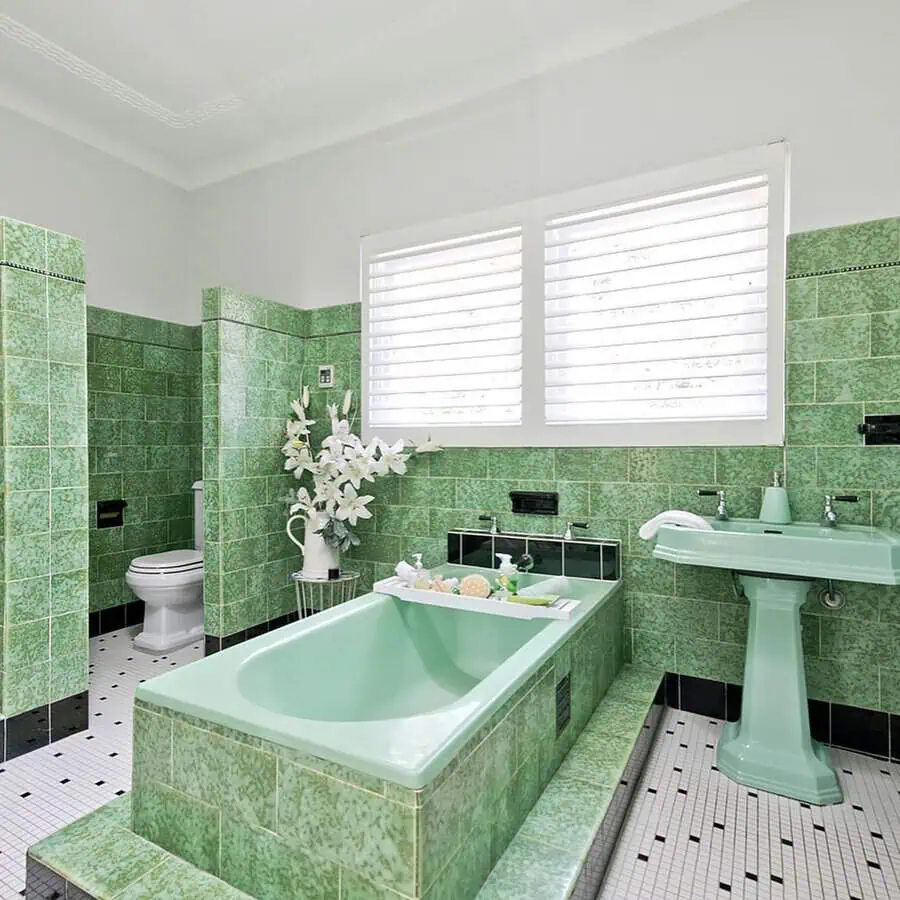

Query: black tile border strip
573;684;664;897
786;259;900;280
201;314;308;340
204;610;300;655
665;672;900;763
0;260;86;284
88;601;144;638
447;530;621;581
2;690;89;764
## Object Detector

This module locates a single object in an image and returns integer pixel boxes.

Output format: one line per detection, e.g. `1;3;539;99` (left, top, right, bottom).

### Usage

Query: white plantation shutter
544;176;771;425
365;227;523;429
362;143;787;446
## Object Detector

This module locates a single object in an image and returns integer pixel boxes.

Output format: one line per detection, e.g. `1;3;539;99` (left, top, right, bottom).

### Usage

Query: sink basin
649;515;900;807
653;518;900;584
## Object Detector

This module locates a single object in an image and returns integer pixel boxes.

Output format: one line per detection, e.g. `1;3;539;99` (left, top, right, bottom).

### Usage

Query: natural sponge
459;573;492;598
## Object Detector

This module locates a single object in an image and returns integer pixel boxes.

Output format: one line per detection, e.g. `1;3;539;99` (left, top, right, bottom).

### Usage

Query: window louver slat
367;228;523;429
545;177;770;425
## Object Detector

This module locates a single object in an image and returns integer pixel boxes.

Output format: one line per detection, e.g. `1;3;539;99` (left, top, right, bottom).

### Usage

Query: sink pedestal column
717;574;842;805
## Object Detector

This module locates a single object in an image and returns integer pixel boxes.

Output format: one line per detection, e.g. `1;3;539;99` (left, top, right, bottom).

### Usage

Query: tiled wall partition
313;216;900;716
87;308;201;629
201;287;308;641
0;217;90;727
131;587;624;899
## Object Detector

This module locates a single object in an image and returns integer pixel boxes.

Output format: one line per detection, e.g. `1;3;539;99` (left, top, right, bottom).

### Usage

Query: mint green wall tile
816;447;900;490
715;446;783;485
676;637;745;683
6;618;49;669
46;230;85;279
870;310;900;358
219;819;339;900
5;358;48;404
631;593;718;640
786;315;870;362
6;532;50;579
7;490;50;534
628;448;714;484
880;668;900;714
133;704;174;785
133;779;221;876
591;483;668;520
788;218;900;276
785;404;862;446
51;528;89;574
3;658;50;716
786;277;817;320
786;363;816;404
48;278;85;322
308;302;360;337
1;267;46;316
51;569;89;615
50;404;87;445
6;576;50;623
806;657;879;708
5;312;48;359
1;218;47;269
817;267;900;316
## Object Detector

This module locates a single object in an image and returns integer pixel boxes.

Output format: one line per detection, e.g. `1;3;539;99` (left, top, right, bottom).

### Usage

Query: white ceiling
0;0;751;189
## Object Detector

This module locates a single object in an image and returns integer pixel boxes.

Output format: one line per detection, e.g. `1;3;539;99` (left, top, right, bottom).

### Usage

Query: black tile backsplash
1;689;88;763
448;531;620;582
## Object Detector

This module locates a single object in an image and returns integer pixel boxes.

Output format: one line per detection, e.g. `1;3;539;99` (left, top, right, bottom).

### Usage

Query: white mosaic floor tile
599;708;900;900
0;626;202;899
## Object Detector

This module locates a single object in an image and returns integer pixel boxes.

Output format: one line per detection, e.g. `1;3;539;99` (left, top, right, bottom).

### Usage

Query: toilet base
134;601;204;653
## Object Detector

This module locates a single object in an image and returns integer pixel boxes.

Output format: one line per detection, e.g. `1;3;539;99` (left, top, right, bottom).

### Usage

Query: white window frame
361;143;788;447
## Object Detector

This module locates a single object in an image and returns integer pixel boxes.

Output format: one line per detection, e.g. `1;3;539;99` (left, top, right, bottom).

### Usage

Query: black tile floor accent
598;708;900;900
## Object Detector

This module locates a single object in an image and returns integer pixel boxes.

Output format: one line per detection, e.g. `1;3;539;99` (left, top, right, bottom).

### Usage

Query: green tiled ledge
477;666;663;900
27;796;253;900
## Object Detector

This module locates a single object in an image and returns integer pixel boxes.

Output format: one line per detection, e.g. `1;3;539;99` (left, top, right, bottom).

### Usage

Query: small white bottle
412;553;432;589
496;553;519;597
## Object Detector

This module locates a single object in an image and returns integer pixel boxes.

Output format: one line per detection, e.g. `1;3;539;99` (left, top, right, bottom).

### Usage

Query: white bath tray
373;576;578;620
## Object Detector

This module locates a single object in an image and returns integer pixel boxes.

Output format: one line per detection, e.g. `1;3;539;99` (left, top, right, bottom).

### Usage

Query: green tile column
0;217;89;716
201;287;308;639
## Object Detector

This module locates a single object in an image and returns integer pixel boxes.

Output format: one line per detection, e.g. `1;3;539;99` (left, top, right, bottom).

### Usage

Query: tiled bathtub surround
201;287;308;639
0;217;90;730
87;307;201;625
313;216;900;718
131;586;624;899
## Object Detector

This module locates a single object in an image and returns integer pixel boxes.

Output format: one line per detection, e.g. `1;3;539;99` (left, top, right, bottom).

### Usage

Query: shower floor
599;708;900;900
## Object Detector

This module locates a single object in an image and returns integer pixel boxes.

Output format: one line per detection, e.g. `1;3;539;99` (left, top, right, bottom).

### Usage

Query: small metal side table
291;570;361;619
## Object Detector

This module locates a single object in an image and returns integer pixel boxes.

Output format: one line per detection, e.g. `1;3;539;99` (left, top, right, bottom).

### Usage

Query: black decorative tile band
89;600;144;638
204;611;300;655
447;530;620;581
2;690;89;763
786;259;900;280
0;260;86;284
664;672;900;763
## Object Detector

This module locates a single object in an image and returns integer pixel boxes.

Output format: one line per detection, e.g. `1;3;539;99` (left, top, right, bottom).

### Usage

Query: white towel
638;510;713;541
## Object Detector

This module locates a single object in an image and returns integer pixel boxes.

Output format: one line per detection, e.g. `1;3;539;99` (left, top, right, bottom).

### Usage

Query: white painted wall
0;107;194;324
192;0;900;310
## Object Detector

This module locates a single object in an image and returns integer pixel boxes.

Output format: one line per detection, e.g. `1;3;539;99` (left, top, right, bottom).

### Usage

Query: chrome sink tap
823;494;858;527
563;521;589;540
478;514;499;534
697;489;728;521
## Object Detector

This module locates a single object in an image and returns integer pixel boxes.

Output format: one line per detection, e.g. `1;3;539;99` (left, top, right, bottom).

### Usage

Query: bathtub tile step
26;795;255;900
476;665;663;900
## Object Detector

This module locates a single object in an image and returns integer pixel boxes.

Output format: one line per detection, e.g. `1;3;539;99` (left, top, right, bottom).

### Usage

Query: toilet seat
128;549;203;575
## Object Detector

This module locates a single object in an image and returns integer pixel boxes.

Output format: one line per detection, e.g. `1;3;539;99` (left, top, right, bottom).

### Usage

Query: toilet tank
192;481;204;550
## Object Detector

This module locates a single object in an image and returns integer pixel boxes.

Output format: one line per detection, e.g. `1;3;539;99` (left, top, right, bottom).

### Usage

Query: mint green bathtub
136;573;620;788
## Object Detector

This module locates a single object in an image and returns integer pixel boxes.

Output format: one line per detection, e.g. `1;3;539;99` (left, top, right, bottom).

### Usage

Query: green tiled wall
132;587;622;898
307;217;900;716
201;287;307;637
87;308;201;613
0;217;89;715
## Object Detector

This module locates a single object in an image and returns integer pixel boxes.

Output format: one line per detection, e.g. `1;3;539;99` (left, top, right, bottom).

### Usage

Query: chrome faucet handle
697;489;728;521
563;521;589;540
478;514;499;534
823;494;858;527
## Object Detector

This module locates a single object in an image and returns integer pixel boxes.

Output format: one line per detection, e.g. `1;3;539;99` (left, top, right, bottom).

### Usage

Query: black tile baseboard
665;672;900;762
204;611;299;655
2;690;89;763
88;600;144;638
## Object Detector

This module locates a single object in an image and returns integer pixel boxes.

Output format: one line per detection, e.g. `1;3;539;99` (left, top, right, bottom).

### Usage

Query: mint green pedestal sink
653;519;900;806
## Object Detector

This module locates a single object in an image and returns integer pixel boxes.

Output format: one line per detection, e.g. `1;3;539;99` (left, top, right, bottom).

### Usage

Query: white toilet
126;480;204;652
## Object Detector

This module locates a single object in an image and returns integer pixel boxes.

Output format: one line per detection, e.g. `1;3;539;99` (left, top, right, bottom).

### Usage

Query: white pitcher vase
286;511;340;579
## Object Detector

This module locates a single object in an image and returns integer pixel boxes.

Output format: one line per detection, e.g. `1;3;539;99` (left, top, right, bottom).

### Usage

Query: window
362;143;788;447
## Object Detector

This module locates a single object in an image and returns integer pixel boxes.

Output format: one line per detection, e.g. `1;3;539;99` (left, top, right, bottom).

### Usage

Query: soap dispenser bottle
759;470;792;525
496;553;519;597
411;553;432;589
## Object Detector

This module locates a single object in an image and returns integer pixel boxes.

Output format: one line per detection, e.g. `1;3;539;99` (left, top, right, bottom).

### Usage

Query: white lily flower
374;439;408;476
302;385;310;408
342;390;353;416
341;448;374;489
326;403;338;420
335;483;374;526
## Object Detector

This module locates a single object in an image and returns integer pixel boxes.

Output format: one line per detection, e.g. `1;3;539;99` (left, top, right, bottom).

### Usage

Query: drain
819;584;846;610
